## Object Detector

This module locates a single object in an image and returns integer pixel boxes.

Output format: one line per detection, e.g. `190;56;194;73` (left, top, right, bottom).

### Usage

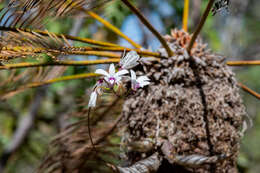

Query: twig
1;73;100;100
239;83;260;100
86;11;142;49
72;46;160;57
120;0;173;57
183;0;189;31
26;73;100;88
187;0;215;53
0;59;121;70
69;47;160;57
226;60;260;66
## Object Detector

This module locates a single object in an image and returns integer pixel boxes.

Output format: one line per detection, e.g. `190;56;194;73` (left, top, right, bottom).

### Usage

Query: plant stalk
187;0;215;53
120;0;173;57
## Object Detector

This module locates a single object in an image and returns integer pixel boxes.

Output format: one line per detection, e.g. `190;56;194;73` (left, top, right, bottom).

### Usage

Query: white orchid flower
88;91;98;107
119;51;140;69
88;79;108;108
130;70;150;91
95;64;128;86
93;78;107;95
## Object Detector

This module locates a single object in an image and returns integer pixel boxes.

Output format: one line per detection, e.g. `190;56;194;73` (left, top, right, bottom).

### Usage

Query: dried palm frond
0;29;71;97
0;0;113;29
0;30;69;61
38;96;123;173
0;67;50;96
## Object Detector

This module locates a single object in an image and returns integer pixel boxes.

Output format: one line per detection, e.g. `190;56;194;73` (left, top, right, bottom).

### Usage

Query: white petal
95;69;109;77
104;76;110;83
130;70;137;80
88;92;97;107
120;51;140;69
124;62;139;69
125;51;139;61
139;81;150;87
137;76;150;87
131;80;139;90
137;76;150;83
109;64;115;74
131;81;135;90
119;52;127;66
115;76;122;84
116;69;129;77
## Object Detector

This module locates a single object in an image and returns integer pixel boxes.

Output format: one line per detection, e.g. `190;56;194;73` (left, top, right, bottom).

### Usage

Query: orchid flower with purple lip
95;64;129;87
119;51;140;69
130;70;150;91
88;78;109;107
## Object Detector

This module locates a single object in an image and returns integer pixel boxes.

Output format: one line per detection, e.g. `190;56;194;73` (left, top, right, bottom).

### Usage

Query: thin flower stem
87;108;97;152
0;59;121;70
239;83;260;100
120;0;173;57
86;11;142;49
187;0;215;53
80;113;124;155
226;60;260;66
0;26;121;47
183;0;189;32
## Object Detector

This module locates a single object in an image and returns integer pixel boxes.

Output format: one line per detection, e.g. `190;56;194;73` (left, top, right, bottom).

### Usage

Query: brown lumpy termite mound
120;30;247;173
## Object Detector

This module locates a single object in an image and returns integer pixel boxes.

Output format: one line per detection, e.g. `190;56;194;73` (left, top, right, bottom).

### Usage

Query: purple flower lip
133;83;140;91
98;79;104;84
109;77;116;84
109;77;115;81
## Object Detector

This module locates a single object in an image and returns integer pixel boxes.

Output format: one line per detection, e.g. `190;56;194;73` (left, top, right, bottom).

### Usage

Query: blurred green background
0;0;259;172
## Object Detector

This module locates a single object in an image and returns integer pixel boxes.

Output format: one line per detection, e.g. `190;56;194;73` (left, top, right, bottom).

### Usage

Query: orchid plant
88;51;150;108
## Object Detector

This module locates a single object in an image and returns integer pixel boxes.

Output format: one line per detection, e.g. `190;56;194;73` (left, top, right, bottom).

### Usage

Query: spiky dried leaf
0;0;113;29
38;96;123;173
0;30;69;61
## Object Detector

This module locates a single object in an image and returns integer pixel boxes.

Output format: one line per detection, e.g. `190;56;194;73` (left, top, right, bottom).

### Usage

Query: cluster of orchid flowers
88;51;151;107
